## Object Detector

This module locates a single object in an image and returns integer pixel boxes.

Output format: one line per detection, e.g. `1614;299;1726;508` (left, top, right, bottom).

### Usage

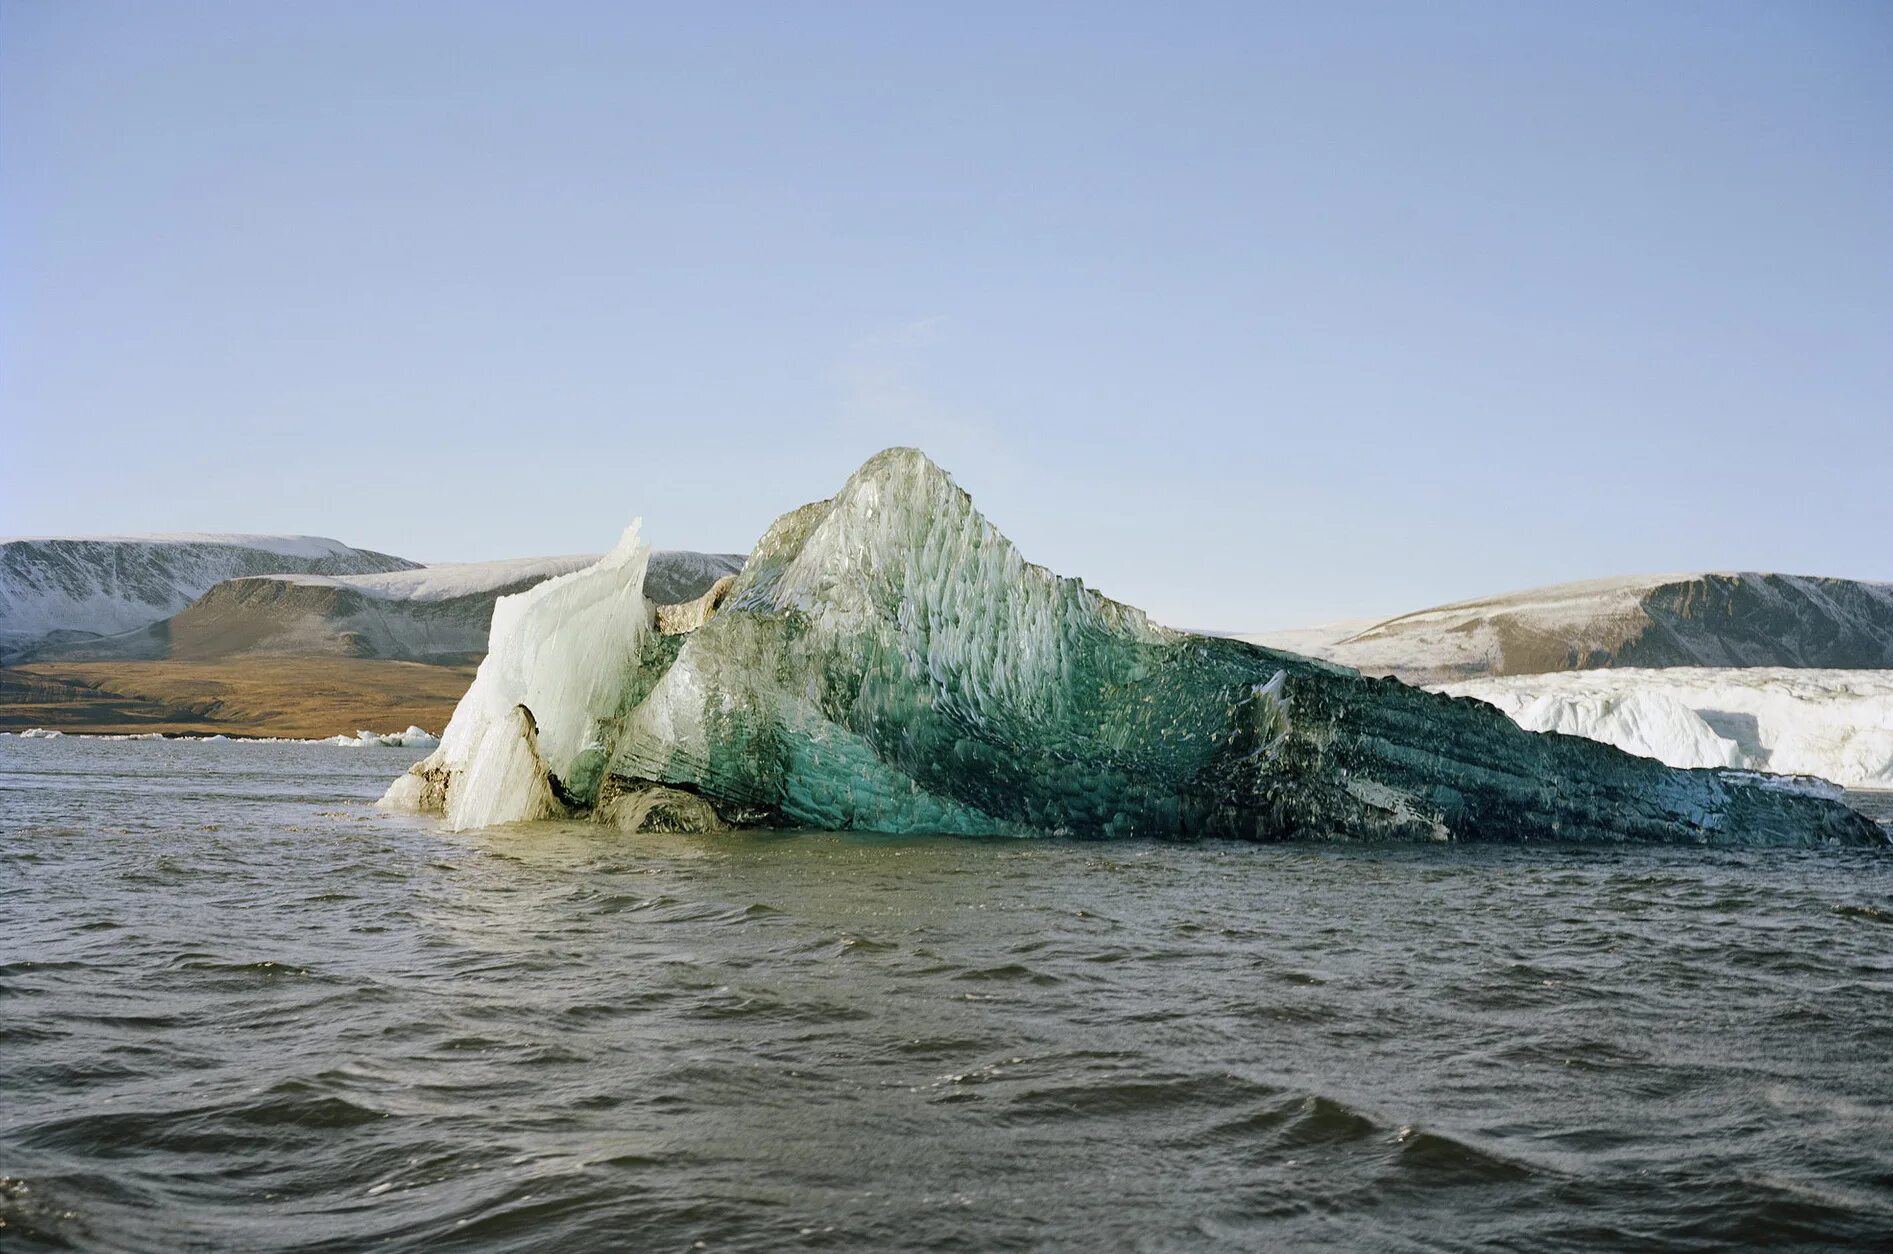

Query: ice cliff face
1245;573;1893;685
0;534;416;661
386;451;1882;846
1439;669;1893;788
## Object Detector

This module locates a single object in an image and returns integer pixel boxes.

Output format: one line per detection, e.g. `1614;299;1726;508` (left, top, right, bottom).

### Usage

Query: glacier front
1438;669;1893;788
384;450;1881;847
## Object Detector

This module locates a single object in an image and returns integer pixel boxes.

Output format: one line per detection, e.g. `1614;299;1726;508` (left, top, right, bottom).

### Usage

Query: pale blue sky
3;2;1888;629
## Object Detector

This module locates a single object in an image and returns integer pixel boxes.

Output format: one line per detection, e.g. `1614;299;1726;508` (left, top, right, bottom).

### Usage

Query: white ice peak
418;525;654;830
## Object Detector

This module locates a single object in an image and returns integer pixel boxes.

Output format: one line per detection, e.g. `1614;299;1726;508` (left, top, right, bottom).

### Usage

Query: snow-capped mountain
1244;572;1893;685
24;550;747;665
0;534;417;661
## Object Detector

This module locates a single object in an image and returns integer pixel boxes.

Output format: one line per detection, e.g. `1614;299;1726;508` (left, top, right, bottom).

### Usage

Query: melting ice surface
385;450;1884;846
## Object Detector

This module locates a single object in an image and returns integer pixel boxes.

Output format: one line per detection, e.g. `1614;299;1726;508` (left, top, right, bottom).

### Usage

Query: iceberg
384;450;1882;846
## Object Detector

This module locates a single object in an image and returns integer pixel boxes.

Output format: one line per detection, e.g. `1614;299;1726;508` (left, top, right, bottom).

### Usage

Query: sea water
4;735;1891;1251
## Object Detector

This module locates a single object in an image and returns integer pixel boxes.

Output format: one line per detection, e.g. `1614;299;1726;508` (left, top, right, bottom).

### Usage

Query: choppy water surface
4;737;1892;1252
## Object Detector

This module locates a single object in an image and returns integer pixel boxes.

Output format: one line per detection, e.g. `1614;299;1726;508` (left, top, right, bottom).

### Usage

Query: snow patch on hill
241;550;743;605
256;555;606;602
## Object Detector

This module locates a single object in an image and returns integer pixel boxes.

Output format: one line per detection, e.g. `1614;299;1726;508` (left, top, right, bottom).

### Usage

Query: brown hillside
0;659;476;739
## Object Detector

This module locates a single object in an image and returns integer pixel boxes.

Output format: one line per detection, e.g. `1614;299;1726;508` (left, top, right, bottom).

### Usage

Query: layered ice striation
386;451;1882;845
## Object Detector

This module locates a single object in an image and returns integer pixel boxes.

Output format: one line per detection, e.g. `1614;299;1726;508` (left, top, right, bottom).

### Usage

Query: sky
2;2;1889;630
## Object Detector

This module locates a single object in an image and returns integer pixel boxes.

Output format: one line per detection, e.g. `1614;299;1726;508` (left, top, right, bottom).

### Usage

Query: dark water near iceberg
4;738;1893;1252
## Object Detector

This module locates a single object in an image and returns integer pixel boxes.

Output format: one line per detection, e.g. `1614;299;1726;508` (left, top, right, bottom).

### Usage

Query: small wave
1004;1071;1281;1122
889;1035;993;1060
229;1091;389;1130
18;1106;276;1157
1387;1125;1540;1187
950;963;1060;986
832;935;898;956
684;988;872;1026
1277;1093;1383;1148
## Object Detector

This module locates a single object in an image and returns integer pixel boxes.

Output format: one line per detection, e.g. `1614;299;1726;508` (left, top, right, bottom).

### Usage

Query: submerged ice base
385;451;1883;847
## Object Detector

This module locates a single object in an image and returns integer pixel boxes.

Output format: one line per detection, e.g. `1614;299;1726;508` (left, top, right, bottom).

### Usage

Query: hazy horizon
4;2;1889;630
